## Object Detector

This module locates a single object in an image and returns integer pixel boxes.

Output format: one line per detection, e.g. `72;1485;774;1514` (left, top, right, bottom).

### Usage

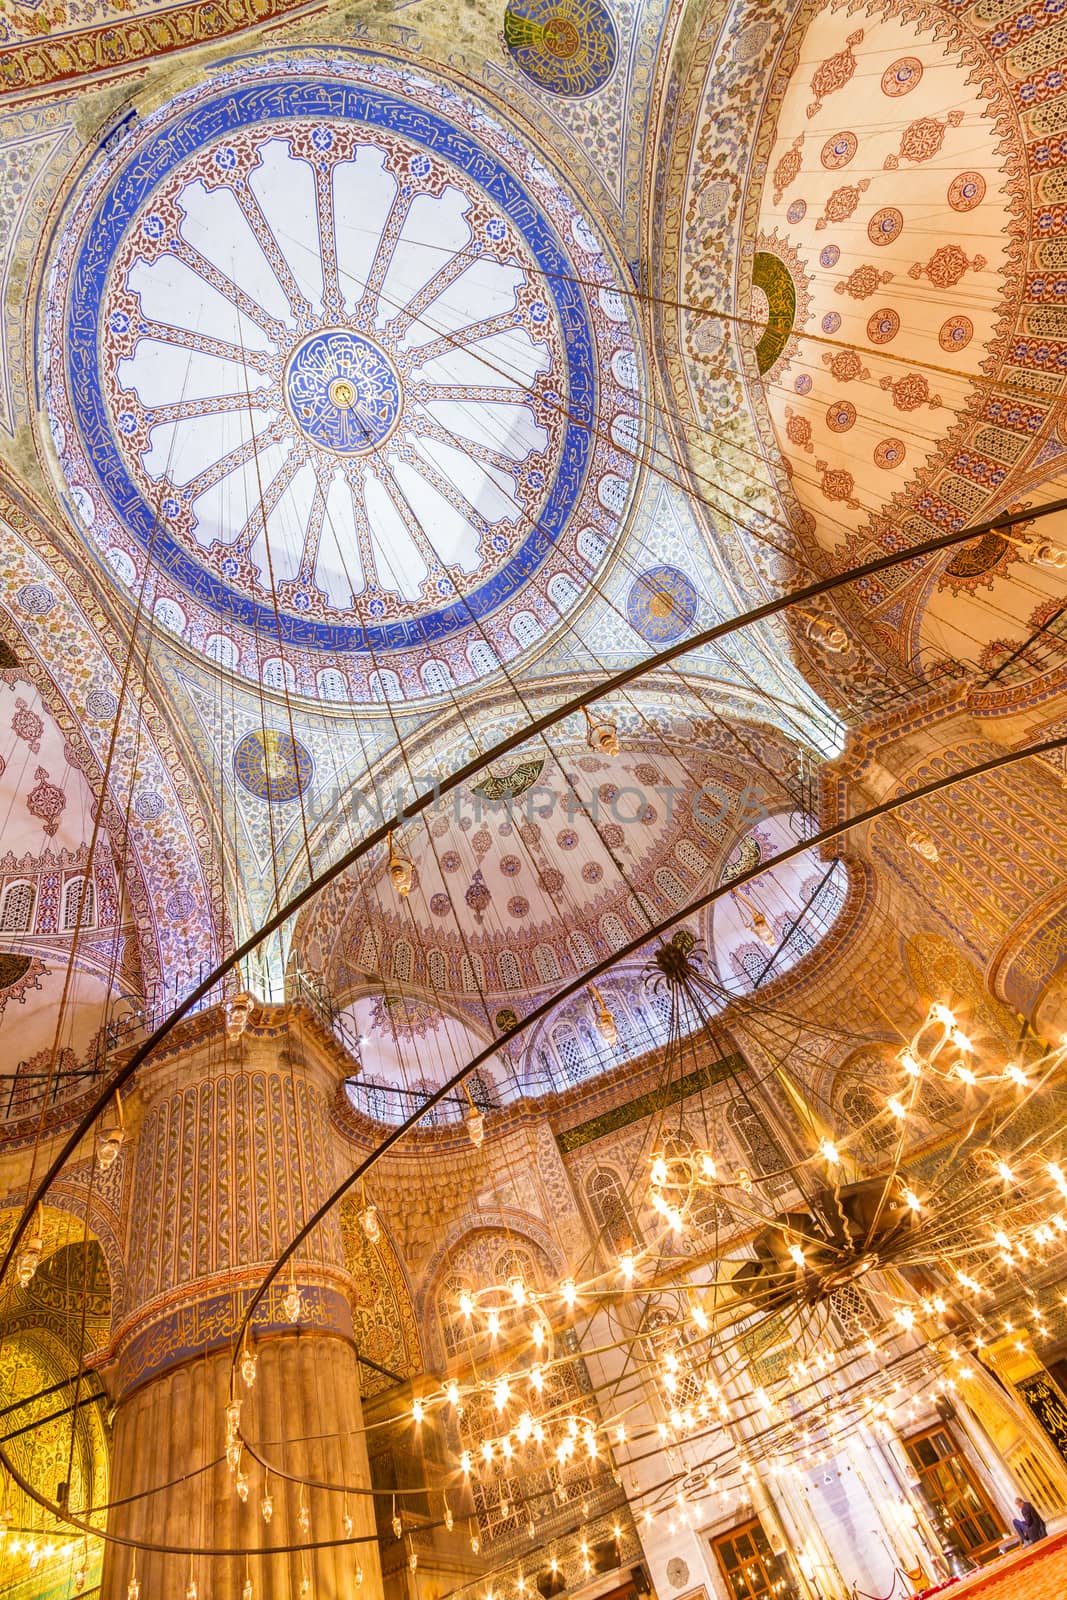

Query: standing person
1012;1496;1047;1545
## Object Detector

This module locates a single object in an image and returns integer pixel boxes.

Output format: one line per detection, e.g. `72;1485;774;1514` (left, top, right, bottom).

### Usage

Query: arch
509;610;540;648
0;881;34;933
262;656;295;693
467;639;499;678
498;949;522;990
368;669;402;703
576;525;608;567
586;1165;640;1254
62;875;93;931
420;659;454;695
317;667;349;701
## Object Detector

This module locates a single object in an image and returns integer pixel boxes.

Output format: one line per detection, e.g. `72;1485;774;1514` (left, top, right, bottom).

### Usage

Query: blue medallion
626;565;699;645
233;731;314;802
285;330;401;454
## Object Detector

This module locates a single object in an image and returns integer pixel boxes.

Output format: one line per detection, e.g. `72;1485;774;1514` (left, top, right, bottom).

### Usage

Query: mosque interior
1;0;1067;1596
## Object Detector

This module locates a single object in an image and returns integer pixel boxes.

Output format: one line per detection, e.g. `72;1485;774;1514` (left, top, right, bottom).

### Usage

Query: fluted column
101;1004;384;1600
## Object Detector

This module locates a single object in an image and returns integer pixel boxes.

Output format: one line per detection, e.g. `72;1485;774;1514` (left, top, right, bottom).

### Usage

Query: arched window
599;912;628;950
654;866;688;905
369;669;402;703
317;667;348;701
568;929;596;970
421;660;454;695
356;927;380;973
469;1071;498;1113
392;940;414;983
509;611;540;648
597;475;628;517
674;839;710;877
0;882;34;933
467;640;498;678
438;1274;476;1357
206;634;238;669
153;597;186;633
725;1098;787;1191
587;1167;639;1253
548;574;583;612
63;876;93;931
576;526;608;567
461;954;484;994
262;656;295;692
497;950;522;990
533;944;561;984
428;949;448;993
552;1025;585;1086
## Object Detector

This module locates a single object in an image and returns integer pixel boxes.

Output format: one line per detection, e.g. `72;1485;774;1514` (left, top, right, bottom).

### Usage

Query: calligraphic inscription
285;331;402;454
1016;1371;1067;1466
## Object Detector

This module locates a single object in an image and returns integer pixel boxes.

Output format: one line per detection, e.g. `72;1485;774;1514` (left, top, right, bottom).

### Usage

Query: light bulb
471;1534;481;1554
187;1580;198;1600
412;1399;424;1425
905;827;939;863
466;1107;485;1148
903;1188;920;1211
446;1379;460;1405
700;1152;717;1180
619;1253;635;1281
392;1514;402;1539
494;1378;510;1410
242;1581;253;1600
788;1242;805;1267
459;1291;473;1318
487;1310;500;1337
225;1399;241;1438
299;1576;310;1600
409;1550;418;1573
343;1511;353;1538
930;1004;956;1029
899;1049;922;1078
235;1469;249;1502
74;1568;86;1593
261;1493;273;1524
283;1284;303;1323
128;1579;141;1600
819;1139;840;1165
356;1566;364;1587
651;1156;667;1186
996;1162;1014;1183
561;1278;576;1308
531;1319;545;1346
16;1238;41;1289
360;1203;380;1243
97;1126;124;1170
804;611;850;652
460;1450;471;1474
445;1504;454;1532
240;1347;257;1388
585;709;619;756
387;832;413;897
530;1364;544;1391
297;1503;310;1535
887;1096;906;1119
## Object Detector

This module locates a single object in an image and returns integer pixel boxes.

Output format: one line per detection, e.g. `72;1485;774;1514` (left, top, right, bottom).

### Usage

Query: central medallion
285;329;401;455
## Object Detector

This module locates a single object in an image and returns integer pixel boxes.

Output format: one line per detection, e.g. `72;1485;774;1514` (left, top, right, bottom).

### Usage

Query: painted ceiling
0;0;1061;1106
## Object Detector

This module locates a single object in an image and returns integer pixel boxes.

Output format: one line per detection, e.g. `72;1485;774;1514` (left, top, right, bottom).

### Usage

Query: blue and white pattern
43;54;642;699
285;330;402;454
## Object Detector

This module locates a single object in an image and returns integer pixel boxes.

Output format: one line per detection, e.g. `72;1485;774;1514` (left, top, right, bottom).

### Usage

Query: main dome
43;54;641;700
